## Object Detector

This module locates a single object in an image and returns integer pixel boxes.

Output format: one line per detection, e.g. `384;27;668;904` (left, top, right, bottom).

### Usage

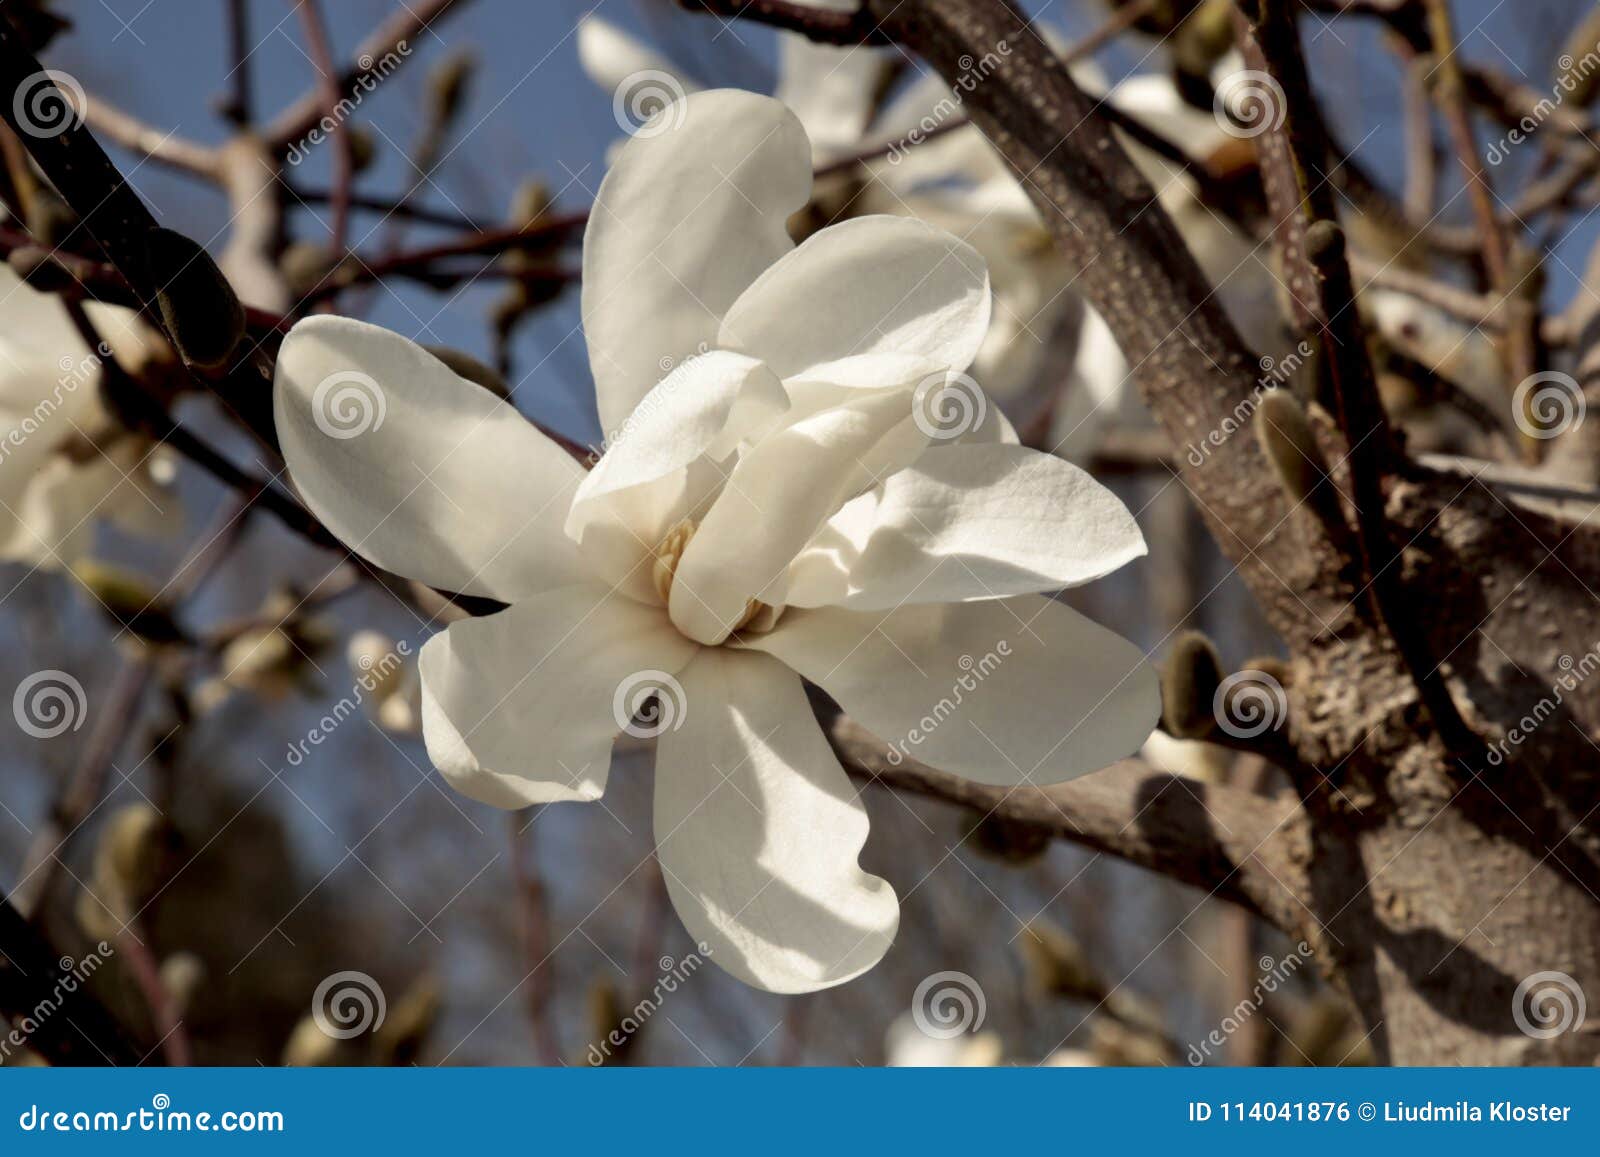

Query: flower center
651;518;773;636
651;517;696;606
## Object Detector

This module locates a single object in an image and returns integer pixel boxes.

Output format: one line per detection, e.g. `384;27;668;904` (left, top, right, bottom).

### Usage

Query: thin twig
264;0;474;151
291;0;352;259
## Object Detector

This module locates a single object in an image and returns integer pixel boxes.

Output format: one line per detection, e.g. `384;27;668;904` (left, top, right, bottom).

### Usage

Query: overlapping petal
744;595;1157;785
785;443;1145;609
718;215;991;380
583;90;812;434
567;351;787;602
654;647;898;992
419;584;698;808
274;315;588;603
669;385;926;644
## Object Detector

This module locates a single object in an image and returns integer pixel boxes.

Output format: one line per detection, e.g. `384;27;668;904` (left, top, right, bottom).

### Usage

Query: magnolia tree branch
263;0;474;152
675;0;896;44
825;716;1310;929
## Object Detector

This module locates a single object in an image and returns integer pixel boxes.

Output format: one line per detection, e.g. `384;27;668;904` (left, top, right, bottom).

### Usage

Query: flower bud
142;227;246;369
1020;919;1101;1002
1254;389;1352;543
372;974;440;1066
69;560;187;646
1161;630;1222;739
427;51;476;124
282;1015;341;1067
158;952;206;1018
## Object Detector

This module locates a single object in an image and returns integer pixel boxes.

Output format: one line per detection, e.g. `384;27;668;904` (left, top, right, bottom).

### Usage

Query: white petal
654;647;898;992
718;215;991;380
274;315;588;602
418;584;698;808
744;595;1157;785
576;15;701;97
786;443;1146;608
567;351;787;601
583;90;812;434
773;39;885;159
669;386;927;644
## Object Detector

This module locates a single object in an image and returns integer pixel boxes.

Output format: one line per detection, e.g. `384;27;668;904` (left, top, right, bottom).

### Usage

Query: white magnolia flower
274;90;1157;993
0;264;175;569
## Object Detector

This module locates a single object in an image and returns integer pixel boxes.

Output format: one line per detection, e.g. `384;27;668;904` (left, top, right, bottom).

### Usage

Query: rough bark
857;0;1600;1064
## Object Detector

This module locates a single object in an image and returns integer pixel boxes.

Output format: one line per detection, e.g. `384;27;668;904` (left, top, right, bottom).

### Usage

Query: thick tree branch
825;716;1310;930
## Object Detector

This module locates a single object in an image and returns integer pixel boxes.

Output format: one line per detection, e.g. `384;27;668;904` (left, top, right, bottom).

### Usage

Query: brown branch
675;0;896;45
219;0;254;126
291;0;351;258
263;0;474;152
825;715;1310;931
1421;1;1511;291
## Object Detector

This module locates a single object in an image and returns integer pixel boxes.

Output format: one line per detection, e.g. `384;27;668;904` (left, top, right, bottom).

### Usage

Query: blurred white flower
884;1010;1003;1067
1365;287;1505;421
274;91;1157;994
347;628;421;735
0;263;176;569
